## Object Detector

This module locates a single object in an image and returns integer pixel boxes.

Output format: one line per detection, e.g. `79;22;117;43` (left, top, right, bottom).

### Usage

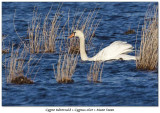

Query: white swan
69;30;136;61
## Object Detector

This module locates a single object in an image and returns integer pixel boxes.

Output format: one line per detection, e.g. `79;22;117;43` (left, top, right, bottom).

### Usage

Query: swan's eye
73;32;76;35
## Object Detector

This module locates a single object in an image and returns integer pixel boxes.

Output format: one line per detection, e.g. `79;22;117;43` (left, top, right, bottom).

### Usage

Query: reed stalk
66;8;101;54
28;5;62;53
2;36;10;54
136;6;158;70
53;47;79;83
87;61;104;83
5;44;39;84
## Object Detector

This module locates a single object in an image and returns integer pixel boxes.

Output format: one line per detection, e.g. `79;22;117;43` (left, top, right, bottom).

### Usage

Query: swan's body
69;30;136;61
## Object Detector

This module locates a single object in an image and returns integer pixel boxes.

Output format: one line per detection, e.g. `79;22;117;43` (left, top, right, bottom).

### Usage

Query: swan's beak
68;33;75;38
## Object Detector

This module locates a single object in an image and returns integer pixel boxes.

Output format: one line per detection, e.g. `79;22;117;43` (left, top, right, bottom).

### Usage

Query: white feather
72;30;136;61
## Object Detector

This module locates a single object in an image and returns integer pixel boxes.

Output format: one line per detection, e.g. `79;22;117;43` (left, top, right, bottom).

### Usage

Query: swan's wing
94;41;134;61
109;41;134;54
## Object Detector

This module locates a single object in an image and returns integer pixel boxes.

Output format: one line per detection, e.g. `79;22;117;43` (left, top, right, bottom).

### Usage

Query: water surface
2;2;158;106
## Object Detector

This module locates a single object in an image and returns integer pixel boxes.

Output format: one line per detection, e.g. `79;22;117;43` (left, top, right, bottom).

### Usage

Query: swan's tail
111;41;136;60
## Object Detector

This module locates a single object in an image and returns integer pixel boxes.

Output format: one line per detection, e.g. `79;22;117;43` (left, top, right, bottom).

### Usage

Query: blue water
2;2;158;106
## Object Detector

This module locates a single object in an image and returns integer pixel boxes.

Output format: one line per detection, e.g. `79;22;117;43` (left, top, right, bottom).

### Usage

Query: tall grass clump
53;48;79;83
28;5;62;53
5;44;39;84
87;61;104;83
66;8;101;54
136;6;158;70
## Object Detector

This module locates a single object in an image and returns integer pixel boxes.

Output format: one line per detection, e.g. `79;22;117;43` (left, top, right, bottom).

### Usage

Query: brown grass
28;5;62;53
136;6;158;70
6;45;26;83
53;48;79;83
87;61;104;83
5;44;39;84
27;6;101;54
2;35;10;54
66;8;101;54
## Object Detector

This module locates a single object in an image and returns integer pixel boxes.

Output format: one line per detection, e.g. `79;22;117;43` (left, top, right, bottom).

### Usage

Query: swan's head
68;30;84;39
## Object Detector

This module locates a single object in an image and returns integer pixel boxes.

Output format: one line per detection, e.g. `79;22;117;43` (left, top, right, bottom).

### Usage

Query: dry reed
5;44;39;84
28;6;101;54
53;47;79;83
2;35;10;54
136;6;158;70
87;61;104;83
66;8;101;54
28;5;62;53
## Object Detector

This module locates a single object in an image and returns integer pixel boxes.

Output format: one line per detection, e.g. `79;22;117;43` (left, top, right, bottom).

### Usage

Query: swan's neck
79;35;88;61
